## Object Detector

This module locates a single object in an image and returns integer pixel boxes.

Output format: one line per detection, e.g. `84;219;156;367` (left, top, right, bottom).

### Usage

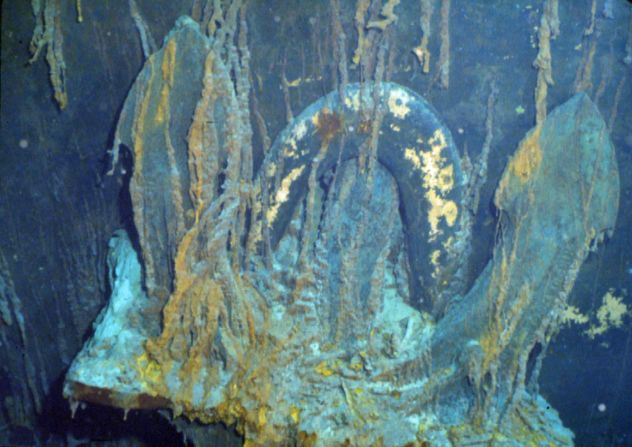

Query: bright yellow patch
430;249;443;279
315;360;335;377
420;151;442;190
428;128;448;154
430;249;441;266
344;90;361;111
266;166;305;225
135;351;162;389
442;201;458;226
286;76;323;88
426;190;458;238
405;129;458;241
290;405;301;424
292;119;308;141
404;147;422;169
560;305;589;325
155;38;177;124
585;290;629;338
257;406;267;428
509;127;542;183
387;88;411;119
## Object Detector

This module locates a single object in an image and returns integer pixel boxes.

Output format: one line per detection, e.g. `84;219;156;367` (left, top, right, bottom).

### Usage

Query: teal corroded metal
260;82;464;312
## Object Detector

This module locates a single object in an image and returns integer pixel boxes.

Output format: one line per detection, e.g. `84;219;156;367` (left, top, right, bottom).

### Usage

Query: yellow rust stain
315;360;336;377
508;126;542;184
134;351;163;390
186;51;217;209
155;38;177;124
430;249;441;266
290;405;301;424
286;75;323;88
428;128;448;154
282;145;298;159
430;249;443;279
480;282;532;372
293;119;308;141
246;305;257;344
266;166;305;225
257;406;267;428
420;129;457;238
426;190;458;237
387;88;412;119
404;128;458;240
560;305;589;325
495;127;543;209
420;129;450;190
585;289;629;338
352;0;371;65
132;59;157;171
404;147;422;169
283;120;308;159
344;90;361;111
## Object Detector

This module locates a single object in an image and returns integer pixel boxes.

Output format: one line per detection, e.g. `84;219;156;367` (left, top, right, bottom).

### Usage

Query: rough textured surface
259;82;466;314
429;92;619;443
111;17;210;303
64;14;619;444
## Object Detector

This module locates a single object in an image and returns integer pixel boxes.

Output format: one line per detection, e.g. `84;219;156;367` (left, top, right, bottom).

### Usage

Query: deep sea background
1;1;630;445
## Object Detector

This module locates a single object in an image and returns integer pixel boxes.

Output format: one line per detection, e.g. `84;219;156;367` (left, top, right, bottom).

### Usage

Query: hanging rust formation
257;83;465;315
75;0;83;23
430;93;619;442
413;0;433;73
129;0;157;60
62;3;620;447
533;0;559;125
29;0;67;110
437;0;451;89
367;0;401;31
573;0;598;94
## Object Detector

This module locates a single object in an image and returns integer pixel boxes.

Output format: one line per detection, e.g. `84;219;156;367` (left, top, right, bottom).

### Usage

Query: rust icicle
573;0;598;93
29;0;68;110
533;0;559;125
413;0;433;73
352;0;370;65
129;0;156;59
438;0;451;89
75;0;83;23
367;0;401;31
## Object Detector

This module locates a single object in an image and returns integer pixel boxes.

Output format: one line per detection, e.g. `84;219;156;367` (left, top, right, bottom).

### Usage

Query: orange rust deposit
314;108;344;144
357;117;373;134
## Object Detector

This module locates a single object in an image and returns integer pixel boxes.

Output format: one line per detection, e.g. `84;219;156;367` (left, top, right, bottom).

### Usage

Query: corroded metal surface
63;12;619;447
